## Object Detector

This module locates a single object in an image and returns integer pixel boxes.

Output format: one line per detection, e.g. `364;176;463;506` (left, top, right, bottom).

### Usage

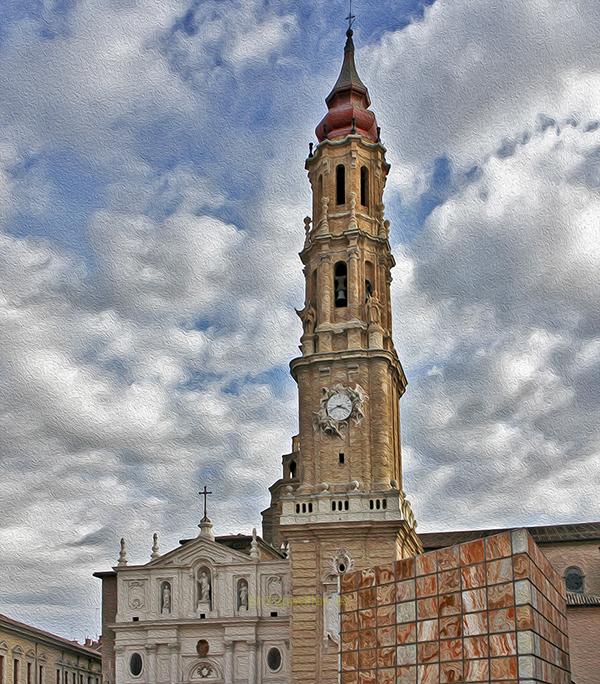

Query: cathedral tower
263;28;421;683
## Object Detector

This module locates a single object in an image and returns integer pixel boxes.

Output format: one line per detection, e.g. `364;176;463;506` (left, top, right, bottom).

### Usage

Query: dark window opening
339;452;345;464
336;164;346;205
196;640;209;657
289;460;297;479
200;613;206;619
132;616;139;622
14;660;19;684
360;166;369;206
270;611;278;617
565;567;585;593
331;501;336;512
295;504;300;514
344;500;349;511
267;648;282;673
334;262;348;308
365;279;373;300
129;653;143;677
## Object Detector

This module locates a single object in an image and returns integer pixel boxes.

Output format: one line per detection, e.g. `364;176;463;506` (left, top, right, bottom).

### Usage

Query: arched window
564;566;585;593
336;164;346;205
289;460;297;479
360;166;369;206
334;262;347;308
365;279;373;300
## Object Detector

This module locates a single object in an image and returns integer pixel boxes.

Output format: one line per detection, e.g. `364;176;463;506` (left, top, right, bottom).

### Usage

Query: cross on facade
199;485;213;521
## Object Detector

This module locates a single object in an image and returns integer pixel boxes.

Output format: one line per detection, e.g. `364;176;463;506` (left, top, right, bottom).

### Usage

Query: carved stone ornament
190;662;218;680
329;548;355;576
266;576;284;606
127;581;146;610
313;383;368;438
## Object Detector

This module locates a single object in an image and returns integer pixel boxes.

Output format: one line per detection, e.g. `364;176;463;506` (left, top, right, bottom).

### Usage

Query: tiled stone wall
339;529;571;683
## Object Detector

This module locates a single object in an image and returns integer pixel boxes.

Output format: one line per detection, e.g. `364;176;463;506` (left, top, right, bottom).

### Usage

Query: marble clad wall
339;529;571;684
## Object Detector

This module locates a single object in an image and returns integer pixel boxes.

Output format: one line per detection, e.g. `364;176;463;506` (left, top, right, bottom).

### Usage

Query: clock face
326;392;353;421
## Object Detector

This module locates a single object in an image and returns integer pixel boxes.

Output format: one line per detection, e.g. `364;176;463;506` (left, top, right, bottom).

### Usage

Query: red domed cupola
315;28;378;143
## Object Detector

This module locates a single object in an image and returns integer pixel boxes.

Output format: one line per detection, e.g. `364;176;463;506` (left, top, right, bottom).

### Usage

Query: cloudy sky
0;0;599;639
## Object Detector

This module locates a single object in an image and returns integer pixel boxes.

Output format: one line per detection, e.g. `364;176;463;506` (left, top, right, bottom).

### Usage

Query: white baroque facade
96;522;290;684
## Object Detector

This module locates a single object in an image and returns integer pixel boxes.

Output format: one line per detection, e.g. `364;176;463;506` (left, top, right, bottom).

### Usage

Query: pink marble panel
341;611;358;632
377;582;395;606
460;539;485;566
436;545;460;570
489;632;517;657
396;579;416;602
464;636;489;659
439;592;461;615
485;531;512;560
376;646;396;668
438;569;461;594
490;655;518;679
417;596;439;620
418;664;439;684
358;649;376;670
395;557;415;580
416;552;437;576
357;670;376;684
417;619;439;642
397;644;417;666
440;661;463;683
376;624;396;648
341;651;358;672
341;571;358;592
341;672;358;684
376;668;395;684
461;562;486;589
396;666;417;684
376;564;395;585
488;582;514;610
358;608;375;630
439;615;462;639
359;567;377;589
462;588;487;613
341;591;357;612
396;623;417;644
489;607;516;633
341;630;359;651
417;641;439;664
487;558;513;585
464;658;490;681
376;603;395;626
439;638;462;662
358;587;376;610
515;605;534;631
416;574;437;598
463;611;488;637
358;628;376;650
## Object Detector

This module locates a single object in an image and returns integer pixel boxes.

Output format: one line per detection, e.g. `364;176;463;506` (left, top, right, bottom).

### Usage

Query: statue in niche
237;579;249;611
366;293;382;327
197;568;212;610
160;581;172;614
296;302;316;337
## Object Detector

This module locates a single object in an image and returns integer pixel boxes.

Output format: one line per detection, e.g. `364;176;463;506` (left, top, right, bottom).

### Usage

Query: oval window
267;647;282;672
129;653;143;677
196;639;209;657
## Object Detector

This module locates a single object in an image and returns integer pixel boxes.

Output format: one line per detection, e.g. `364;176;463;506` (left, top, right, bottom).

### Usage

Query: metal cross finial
199;485;213;521
345;0;356;32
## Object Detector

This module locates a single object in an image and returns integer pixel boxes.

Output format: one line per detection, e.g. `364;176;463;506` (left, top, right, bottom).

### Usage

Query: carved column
347;247;361;349
247;641;257;684
145;645;156;684
224;641;234;684
168;645;178;684
317;254;332;352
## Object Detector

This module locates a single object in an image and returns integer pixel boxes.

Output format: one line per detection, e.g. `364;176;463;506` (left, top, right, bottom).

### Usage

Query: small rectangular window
339;452;345;464
27;662;32;684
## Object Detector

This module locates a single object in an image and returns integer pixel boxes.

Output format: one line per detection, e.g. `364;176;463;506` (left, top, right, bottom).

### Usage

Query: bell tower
262;27;421;684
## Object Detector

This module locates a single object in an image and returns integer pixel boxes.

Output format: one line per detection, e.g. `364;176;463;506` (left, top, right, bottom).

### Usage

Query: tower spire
315;19;378;143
